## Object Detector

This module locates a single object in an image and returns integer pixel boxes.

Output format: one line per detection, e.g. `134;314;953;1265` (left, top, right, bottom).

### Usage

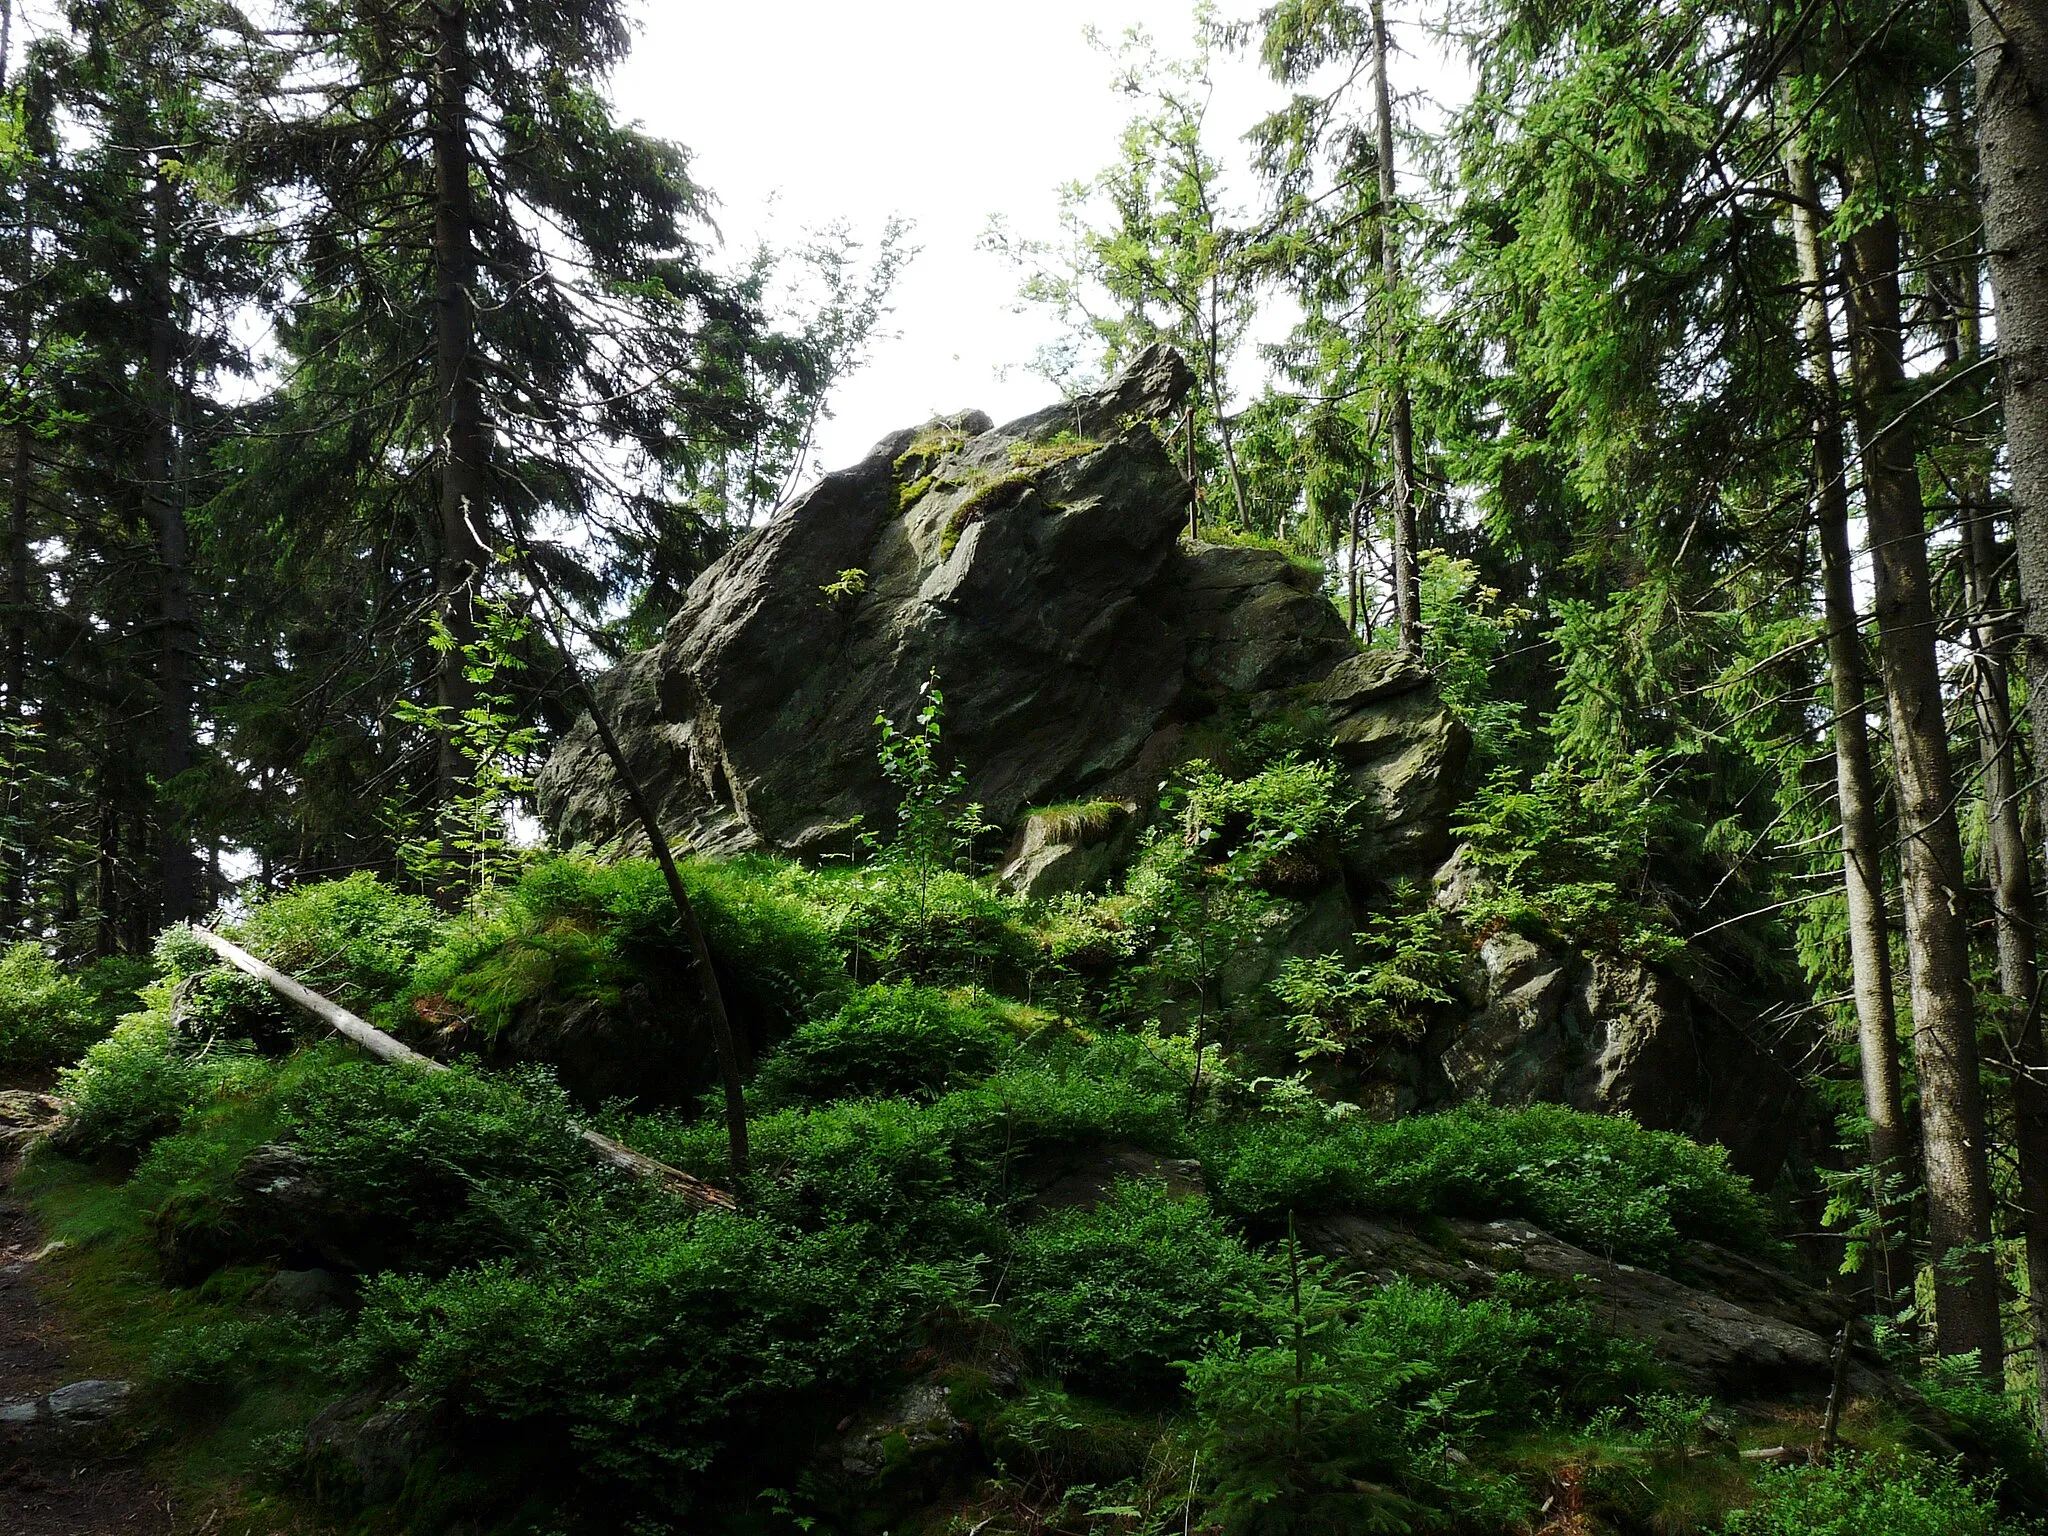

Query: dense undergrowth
6;744;2039;1533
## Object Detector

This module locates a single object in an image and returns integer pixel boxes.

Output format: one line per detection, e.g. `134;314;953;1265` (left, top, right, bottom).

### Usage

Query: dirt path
1;1096;175;1535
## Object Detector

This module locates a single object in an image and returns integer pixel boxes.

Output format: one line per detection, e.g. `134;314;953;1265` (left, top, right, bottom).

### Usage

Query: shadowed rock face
538;345;1468;884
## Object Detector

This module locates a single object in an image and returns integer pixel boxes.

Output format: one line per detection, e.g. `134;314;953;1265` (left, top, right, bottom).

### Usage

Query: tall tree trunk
1;0;27;934
1971;0;2048;854
1783;137;1915;1315
1842;206;2004;1378
430;0;490;850
147;165;199;922
1371;0;1420;655
94;786;117;959
1960;498;2048;1423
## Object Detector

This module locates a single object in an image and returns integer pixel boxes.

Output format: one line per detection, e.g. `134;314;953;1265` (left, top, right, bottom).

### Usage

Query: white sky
614;0;1467;479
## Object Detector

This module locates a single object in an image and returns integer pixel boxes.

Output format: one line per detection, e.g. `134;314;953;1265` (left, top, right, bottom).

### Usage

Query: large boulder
1418;845;1804;1181
538;346;1467;885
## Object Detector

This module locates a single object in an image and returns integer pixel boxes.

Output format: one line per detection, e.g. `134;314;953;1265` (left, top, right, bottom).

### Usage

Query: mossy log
194;927;738;1212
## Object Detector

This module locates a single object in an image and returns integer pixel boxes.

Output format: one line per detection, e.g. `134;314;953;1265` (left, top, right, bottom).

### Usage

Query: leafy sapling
875;670;972;919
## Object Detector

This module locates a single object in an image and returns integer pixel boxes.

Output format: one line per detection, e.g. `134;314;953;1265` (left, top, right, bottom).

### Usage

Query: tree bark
1842;207;2004;1378
1;0;29;934
1969;0;2048;1414
1959;497;2048;1422
146;165;199;923
1971;0;2048;851
1783;137;1915;1315
1370;0;1420;654
430;0;491;846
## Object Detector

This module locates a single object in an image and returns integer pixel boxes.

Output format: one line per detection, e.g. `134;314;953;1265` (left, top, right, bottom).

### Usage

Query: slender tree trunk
430;0;491;846
146;166;199;922
1369;0;1421;654
1201;313;1250;529
1842;207;2004;1378
1;0;28;934
94;788;117;959
503;531;750;1179
1784;138;1915;1315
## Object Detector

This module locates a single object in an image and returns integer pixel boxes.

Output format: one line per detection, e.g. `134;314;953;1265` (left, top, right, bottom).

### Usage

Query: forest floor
1;1098;175;1536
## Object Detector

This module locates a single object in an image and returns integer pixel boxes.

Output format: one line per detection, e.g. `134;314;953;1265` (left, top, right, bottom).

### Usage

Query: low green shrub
56;1012;224;1159
630;1044;1192;1256
409;854;847;1044
1724;1453;2013;1535
1189;1272;1642;1533
77;954;154;1028
1919;1358;2048;1508
931;1050;1192;1176
1202;1103;1767;1265
230;871;447;1012
830;865;1033;986
354;1212;973;1517
0;941;106;1072
1269;893;1464;1062
1007;1179;1267;1395
173;968;295;1049
754;982;1019;1105
278;1059;591;1268
632;1095;994;1259
144;1316;301;1411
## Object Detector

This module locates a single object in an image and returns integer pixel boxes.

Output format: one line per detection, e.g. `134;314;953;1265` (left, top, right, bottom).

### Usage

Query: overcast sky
613;1;1467;479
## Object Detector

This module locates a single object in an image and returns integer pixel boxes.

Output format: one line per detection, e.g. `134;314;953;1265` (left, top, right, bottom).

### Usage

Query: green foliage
1723;1454;2015;1536
828;864;1032;987
152;923;220;981
1269;892;1465;1061
1417;552;1532;771
754;982;1021;1105
1008;1179;1267;1395
229;872;446;1013
1188;1268;1646;1533
1202;1103;1767;1265
0;941;107;1072
172;968;294;1050
640;1093;996;1258
1453;755;1689;962
278;1060;591;1270
56;1013;221;1160
410;853;846;1043
631;1039;1193;1256
354;1212;973;1515
873;671;996;908
393;592;547;898
1167;755;1357;892
1919;1357;2048;1508
143;1314;327;1415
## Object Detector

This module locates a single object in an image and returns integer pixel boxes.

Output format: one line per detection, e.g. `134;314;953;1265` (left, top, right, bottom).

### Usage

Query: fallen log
194;927;738;1212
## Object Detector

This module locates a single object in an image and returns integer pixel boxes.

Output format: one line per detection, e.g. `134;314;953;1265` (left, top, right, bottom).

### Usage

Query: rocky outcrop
1406;845;1803;1181
539;346;1467;888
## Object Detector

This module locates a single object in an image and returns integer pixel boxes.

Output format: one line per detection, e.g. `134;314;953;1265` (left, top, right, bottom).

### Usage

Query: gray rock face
538;346;1467;883
1424;844;1802;1180
306;1386;435;1507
